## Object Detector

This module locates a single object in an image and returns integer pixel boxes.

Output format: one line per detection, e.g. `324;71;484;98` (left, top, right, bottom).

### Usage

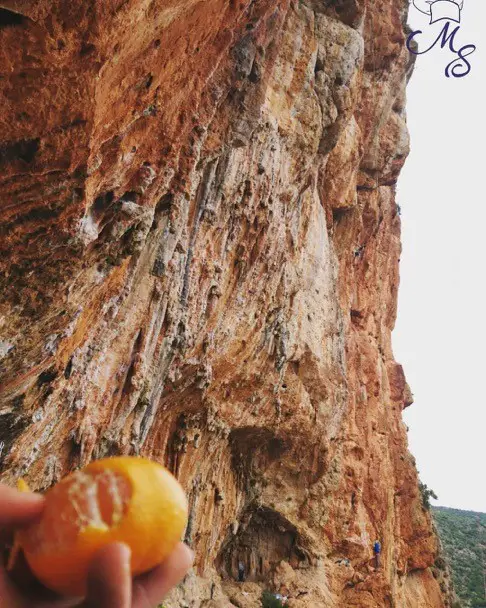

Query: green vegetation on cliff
432;506;486;607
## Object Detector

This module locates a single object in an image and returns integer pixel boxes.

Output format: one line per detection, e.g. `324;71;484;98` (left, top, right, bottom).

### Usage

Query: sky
394;0;486;512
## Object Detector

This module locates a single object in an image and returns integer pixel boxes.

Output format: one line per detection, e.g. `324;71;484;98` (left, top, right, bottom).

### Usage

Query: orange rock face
0;0;453;606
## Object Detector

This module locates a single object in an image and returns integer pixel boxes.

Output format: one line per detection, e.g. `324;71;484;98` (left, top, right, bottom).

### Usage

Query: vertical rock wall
0;0;452;606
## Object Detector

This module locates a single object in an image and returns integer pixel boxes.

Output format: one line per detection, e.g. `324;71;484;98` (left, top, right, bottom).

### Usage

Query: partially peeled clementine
14;456;188;596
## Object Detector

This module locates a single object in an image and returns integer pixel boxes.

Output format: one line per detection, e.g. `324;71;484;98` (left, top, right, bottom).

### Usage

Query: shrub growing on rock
261;590;286;607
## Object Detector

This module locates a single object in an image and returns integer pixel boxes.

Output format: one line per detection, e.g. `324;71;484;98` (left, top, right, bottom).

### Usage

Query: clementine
15;456;188;596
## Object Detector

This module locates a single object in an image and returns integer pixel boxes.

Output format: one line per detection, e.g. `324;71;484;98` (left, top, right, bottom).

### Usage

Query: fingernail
27;492;45;503
121;544;132;574
119;543;132;560
19;491;45;507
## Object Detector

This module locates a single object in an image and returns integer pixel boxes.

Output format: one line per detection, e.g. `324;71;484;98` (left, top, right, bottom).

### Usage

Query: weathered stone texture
0;0;452;606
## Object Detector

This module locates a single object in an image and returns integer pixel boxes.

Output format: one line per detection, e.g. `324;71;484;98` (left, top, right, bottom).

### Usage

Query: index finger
0;484;45;526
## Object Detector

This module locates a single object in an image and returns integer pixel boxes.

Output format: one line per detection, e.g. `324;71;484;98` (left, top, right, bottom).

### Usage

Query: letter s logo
445;43;476;77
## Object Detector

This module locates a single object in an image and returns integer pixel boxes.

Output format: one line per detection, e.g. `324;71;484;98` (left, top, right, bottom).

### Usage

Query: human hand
0;483;194;607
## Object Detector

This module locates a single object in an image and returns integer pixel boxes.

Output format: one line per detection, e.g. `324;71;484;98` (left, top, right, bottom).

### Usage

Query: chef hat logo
413;0;464;23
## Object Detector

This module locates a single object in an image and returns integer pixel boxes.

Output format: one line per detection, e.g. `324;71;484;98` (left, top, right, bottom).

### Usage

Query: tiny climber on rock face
0;483;193;608
373;539;381;569
238;561;246;582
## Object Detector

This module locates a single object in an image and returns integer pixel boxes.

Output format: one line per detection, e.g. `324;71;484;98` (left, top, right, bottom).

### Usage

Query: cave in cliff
0;0;455;606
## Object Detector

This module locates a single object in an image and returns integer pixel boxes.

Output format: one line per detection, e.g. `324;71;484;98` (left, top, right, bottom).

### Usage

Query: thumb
85;543;132;608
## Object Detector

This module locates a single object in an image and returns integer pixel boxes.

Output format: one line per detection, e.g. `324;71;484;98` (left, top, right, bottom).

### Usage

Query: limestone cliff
0;0;452;606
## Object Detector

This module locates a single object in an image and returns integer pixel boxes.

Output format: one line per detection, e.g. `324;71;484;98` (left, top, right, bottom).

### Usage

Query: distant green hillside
432;506;486;607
